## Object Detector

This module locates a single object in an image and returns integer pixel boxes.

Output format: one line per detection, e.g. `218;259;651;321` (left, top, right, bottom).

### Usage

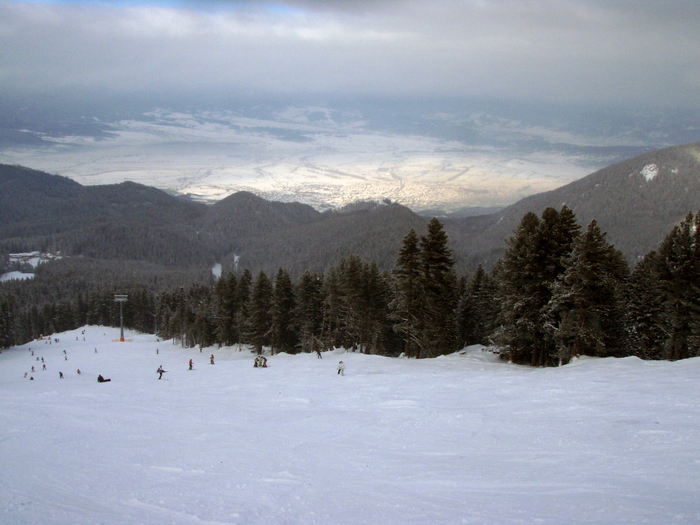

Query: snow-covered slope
1;326;698;524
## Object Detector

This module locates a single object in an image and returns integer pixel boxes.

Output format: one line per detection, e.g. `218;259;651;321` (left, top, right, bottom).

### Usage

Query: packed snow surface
1;326;699;525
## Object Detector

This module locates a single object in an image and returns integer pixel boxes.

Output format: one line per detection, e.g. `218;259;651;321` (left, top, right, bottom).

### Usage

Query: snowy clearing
1;326;699;525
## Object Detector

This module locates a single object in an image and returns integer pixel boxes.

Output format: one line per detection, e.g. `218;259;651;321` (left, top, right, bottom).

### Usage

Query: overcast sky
1;0;699;109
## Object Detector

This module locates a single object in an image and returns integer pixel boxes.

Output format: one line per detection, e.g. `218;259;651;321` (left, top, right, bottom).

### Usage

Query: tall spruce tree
0;293;15;349
270;268;298;354
321;266;343;350
655;211;700;360
391;229;424;358
419;218;458;357
625;251;669;360
245;271;272;354
494;207;581;366
456;265;498;347
296;270;324;353
545;220;629;362
234;269;253;347
214;271;238;346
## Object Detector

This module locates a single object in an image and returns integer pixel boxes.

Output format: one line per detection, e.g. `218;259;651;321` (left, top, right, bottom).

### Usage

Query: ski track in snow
1;326;699;525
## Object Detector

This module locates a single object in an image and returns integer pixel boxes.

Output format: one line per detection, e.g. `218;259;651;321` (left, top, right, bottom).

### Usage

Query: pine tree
321;266;343;350
339;255;366;352
494;207;581;365
419;218;458;357
545;220;629;362
494;211;543;364
235;269;253;347
245;271;273;354
655;211;700;360
214;271;238;346
362;261;393;355
296;270;324;353
456;265;498;347
0;293;16;348
625;251;668;359
270;268;298;354
391;229;424;358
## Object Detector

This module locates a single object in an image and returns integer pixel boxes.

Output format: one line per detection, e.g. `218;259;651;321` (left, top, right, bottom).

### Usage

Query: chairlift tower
114;295;128;342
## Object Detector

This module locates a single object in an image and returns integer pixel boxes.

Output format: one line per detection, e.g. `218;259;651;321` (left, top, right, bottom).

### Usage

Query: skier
260;356;267;368
254;356;259;368
189;359;193;370
157;365;166;379
316;349;322;359
77;369;81;374
210;354;215;365
42;363;46;370
337;361;345;376
59;371;64;379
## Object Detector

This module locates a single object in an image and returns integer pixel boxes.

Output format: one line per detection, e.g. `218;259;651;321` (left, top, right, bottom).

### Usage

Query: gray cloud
1;0;699;107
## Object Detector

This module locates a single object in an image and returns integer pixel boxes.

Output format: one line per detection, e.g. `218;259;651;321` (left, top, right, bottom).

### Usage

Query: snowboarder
189;359;193;370
210;354;215;365
97;375;111;383
337;361;345;375
157;365;166;379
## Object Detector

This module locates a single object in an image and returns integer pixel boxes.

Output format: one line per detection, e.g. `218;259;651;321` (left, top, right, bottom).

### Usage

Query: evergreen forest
1;207;699;365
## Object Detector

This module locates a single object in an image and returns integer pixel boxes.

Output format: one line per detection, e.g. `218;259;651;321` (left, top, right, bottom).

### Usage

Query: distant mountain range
2;141;699;278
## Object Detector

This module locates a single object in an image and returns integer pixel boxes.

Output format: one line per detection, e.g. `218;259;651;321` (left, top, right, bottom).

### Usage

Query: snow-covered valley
1;326;698;524
0;107;609;212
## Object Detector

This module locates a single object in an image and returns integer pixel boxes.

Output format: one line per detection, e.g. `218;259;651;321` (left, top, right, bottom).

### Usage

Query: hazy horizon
2;0;699;211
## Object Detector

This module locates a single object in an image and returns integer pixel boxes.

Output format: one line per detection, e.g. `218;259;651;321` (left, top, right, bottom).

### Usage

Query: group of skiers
23;343;348;383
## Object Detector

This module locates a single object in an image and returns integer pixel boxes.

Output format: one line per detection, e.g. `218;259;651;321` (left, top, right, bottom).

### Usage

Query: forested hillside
2;144;700;363
2;208;698;365
3;142;700;276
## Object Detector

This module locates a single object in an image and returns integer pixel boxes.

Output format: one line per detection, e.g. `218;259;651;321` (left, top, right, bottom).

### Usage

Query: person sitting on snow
97;375;111;383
